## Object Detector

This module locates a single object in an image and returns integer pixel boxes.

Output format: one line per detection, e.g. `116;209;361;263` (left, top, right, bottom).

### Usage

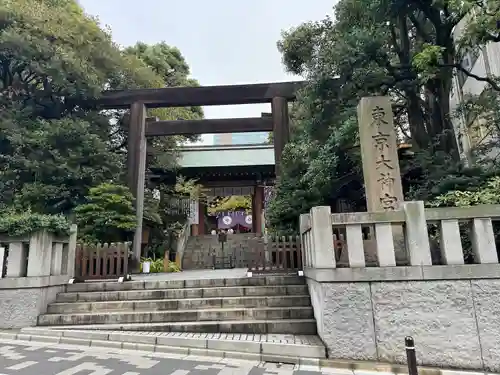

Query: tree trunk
396;14;430;149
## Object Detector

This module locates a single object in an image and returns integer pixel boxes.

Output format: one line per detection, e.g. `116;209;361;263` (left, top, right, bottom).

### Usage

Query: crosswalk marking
6;360;38;370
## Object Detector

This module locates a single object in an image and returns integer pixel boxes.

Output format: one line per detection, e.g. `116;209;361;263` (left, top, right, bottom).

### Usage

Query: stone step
57;284;309;303
36;319;318;334
18;328;327;362
38;306;314;326
48;295;312;314
66;275;305;293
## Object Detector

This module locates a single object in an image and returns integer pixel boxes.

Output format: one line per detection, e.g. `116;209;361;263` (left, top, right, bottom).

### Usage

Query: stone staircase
36;274;317;334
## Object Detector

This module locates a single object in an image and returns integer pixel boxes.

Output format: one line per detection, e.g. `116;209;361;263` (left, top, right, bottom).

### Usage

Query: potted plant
141;247;153;274
142;258;151;273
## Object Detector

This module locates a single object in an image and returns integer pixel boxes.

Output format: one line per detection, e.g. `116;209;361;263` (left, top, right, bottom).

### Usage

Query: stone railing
299;203;500;372
0;225;77;328
300;201;500;269
175;220;191;268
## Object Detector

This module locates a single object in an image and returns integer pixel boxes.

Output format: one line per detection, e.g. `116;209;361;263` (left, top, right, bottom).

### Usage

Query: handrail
175;220;191;268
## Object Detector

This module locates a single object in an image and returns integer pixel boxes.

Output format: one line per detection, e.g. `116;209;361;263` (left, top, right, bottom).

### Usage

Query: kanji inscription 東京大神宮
358;97;403;212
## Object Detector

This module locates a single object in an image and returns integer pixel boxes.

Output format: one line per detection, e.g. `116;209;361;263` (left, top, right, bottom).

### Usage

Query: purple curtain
216;210;252;229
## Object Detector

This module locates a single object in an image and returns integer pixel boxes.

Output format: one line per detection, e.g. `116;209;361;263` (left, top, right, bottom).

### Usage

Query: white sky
80;0;336;144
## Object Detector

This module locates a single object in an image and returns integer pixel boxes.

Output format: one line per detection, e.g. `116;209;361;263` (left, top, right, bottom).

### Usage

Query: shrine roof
177;144;274;168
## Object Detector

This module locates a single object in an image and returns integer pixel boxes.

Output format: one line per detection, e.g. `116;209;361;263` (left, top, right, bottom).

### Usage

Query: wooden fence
75;242;130;280
246;235;302;273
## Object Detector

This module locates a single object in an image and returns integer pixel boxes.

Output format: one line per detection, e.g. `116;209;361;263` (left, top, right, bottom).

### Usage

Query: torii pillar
127;103;147;262
252;185;264;235
271;97;290;176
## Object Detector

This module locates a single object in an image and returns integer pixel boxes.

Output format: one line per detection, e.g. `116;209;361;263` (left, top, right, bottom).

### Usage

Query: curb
2;329;493;375
12;328;326;366
0;330;320;366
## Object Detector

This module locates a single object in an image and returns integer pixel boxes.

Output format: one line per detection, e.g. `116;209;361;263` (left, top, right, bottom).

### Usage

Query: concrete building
213;132;269;145
450;12;500;161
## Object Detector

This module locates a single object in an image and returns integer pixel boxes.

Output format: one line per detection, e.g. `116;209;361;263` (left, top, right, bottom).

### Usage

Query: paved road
0;340;353;375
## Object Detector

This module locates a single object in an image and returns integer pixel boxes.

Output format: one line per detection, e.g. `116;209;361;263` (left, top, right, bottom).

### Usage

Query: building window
457;49;480;89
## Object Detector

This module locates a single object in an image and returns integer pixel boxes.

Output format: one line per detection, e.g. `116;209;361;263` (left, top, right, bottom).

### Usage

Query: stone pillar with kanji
358;96;407;264
358;97;403;212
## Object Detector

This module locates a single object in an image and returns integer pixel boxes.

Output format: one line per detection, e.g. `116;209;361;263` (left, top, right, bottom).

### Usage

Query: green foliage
174;177;207;200
139;258;181;273
268;0;500;231
139;258;163;273
207;196;252;215
166;262;181;273
0;0;202;250
412;45;447;83
430;177;500;207
123;42;204;169
0;0;154;214
0;210;70;237
74;183;136;243
427;176;500;264
1;112;121;214
124;42;194;88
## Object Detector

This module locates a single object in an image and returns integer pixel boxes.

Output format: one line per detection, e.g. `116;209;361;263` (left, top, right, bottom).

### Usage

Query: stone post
50;243;64;276
6;242;27;277
358;97;406;263
27;230;53;277
310;206;336;268
403;201;432;266
471;218;499;263
299;213;310;268
66;224;78;278
358;97;404;211
0;247;4;279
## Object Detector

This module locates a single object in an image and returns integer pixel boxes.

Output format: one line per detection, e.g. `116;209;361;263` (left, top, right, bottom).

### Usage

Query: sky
79;0;335;144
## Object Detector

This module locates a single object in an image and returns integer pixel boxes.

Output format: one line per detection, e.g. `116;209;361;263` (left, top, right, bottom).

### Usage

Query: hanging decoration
216;210;252;229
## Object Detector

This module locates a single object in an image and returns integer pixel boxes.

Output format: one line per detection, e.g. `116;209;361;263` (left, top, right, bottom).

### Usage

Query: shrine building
150;143;275;236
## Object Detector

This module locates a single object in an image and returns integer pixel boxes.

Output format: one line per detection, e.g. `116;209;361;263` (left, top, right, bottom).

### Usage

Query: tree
0;113;121;214
122;42;204;172
207;196;252;215
0;0;128;213
74;183;136;243
267;0;500;232
279;0;500;157
124;42;197;89
0;0;201;220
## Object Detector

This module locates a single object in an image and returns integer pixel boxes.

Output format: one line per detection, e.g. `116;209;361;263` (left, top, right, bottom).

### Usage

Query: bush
74;183;136;243
139;258;181;273
166;262;181;273
0;210;70;237
429;177;500;207
428;176;500;263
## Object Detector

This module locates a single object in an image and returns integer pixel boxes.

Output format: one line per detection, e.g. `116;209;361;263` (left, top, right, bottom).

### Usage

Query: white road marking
6;360;38;370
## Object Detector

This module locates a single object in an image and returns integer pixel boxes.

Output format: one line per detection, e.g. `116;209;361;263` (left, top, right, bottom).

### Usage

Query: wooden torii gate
94;80;335;261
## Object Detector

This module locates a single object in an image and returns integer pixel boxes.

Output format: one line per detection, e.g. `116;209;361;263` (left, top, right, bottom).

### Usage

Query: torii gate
94;80;339;261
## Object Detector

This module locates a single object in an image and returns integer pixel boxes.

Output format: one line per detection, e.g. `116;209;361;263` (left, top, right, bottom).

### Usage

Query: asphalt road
0;340;353;375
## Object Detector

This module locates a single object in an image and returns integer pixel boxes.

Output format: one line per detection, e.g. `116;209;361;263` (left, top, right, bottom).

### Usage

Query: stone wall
0;276;67;328
0;227;77;329
306;266;500;372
